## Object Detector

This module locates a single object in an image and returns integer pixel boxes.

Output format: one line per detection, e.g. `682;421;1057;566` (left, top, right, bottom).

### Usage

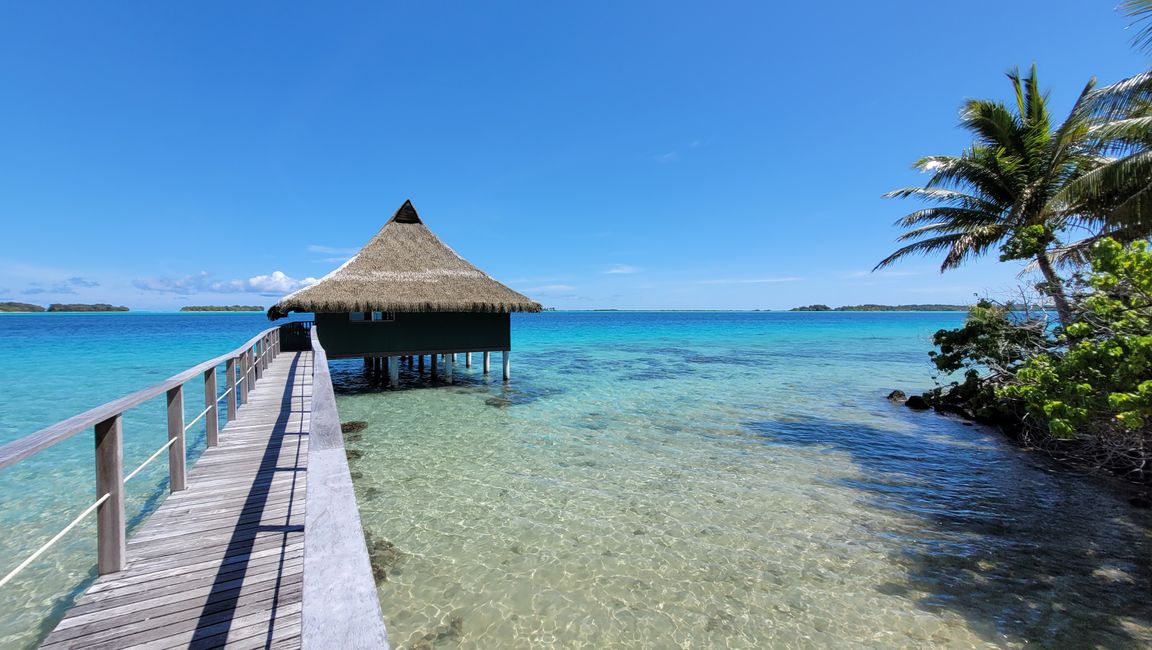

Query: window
350;310;394;323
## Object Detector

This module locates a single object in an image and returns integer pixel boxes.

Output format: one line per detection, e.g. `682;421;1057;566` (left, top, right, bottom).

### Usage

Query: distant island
791;304;971;312
0;302;129;312
180;305;264;312
0;302;46;312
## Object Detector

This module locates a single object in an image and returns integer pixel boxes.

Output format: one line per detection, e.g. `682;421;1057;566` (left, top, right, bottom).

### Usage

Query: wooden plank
42;350;313;649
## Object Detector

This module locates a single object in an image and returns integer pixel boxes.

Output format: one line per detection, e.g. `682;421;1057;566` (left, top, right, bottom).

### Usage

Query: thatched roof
268;201;541;318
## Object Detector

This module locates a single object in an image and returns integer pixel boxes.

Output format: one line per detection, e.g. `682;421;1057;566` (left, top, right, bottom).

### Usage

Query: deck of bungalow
0;325;389;649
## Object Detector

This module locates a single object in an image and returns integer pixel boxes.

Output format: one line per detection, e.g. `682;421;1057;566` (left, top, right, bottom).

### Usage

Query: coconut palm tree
876;66;1101;323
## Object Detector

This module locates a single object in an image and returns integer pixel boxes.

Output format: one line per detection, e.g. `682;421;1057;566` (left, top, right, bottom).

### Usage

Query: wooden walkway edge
300;330;389;649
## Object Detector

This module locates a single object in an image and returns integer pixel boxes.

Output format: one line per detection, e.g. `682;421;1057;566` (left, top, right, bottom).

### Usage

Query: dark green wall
315;311;511;358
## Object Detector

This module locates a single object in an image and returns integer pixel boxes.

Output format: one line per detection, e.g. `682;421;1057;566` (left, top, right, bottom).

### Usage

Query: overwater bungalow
268;200;541;383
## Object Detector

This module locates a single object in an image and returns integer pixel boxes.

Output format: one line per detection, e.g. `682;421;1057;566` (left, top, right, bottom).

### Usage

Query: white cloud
603;264;641;274
247;271;319;294
694;276;804;285
654;151;679;163
134;271;318;296
22;276;100;295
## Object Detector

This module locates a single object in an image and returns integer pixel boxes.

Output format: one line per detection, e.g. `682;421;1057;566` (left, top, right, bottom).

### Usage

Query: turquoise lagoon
1;312;1151;648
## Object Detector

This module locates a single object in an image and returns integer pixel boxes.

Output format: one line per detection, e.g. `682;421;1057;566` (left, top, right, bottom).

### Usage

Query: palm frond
1122;0;1152;55
893;207;1004;229
1087;70;1152;121
941;225;1008;269
919;153;1017;205
873;234;965;271
1057;148;1152;216
884;187;1005;213
1088;115;1152;145
961;99;1021;151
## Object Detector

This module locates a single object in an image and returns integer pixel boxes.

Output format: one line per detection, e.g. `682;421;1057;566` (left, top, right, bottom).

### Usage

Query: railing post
247;349;254;392
246;351;252;399
238;353;248;406
204;367;218;447
254;345;263;381
226;356;237;420
94;415;125;575
166;385;186;492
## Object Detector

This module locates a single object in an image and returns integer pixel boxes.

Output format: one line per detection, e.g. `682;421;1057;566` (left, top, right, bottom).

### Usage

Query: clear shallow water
331;312;1152;649
0;312;301;649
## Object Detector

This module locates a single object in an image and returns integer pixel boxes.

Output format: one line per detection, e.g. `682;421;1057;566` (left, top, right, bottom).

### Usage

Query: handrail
0;326;279;471
0;493;111;590
0;323;286;585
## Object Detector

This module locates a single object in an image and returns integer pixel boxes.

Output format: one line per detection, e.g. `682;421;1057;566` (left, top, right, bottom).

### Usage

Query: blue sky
0;2;1146;310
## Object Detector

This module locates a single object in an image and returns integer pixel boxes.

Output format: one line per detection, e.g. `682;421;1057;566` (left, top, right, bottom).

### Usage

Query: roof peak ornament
390;199;422;224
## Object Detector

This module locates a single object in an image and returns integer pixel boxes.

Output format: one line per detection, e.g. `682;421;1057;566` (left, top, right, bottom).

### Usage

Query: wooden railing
0;326;283;587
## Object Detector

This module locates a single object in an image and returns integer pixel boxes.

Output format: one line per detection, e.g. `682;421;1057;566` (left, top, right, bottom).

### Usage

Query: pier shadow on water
326;358;565;408
747;411;1152;647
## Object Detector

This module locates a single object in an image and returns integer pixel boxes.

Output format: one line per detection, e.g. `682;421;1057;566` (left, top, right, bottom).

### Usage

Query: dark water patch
746;414;1152;646
410;614;464;649
341;420;368;433
365;531;407;583
684;353;765;367
482;383;565;408
577;413;612;431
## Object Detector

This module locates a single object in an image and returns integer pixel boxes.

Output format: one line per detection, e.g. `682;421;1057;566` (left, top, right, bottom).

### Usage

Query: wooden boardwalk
42;351;314;649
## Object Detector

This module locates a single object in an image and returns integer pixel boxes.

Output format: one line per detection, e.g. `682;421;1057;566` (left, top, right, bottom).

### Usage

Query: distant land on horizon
0;302;129;312
790;304;971;312
179;305;264;312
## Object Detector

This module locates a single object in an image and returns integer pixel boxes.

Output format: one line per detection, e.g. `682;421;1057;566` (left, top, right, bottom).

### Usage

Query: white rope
183;404;212;433
0;493;111;589
125;437;178;484
215;386;233;403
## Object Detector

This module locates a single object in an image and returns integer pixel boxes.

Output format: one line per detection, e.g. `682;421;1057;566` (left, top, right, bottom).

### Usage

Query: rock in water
904;395;930;410
887;390;907;403
341;420;368;433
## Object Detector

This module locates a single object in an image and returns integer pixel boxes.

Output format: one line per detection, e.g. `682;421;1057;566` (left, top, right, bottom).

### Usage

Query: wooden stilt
483;351;491;374
389;356;399;386
502;351;510;381
446;353;455;383
465;352;472;368
430;353;438;376
418;355;425;373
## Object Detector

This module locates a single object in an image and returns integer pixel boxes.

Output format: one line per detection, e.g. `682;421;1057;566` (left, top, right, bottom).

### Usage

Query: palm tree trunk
1035;252;1073;323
